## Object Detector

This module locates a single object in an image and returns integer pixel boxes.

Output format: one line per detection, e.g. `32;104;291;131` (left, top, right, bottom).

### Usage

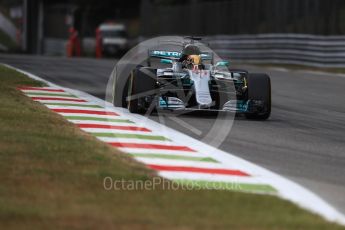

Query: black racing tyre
245;73;271;120
121;78;130;108
112;64;143;108
127;67;157;114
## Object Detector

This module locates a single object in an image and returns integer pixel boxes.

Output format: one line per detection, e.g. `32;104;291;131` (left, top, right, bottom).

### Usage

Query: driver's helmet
187;55;201;65
180;44;203;68
182;44;201;56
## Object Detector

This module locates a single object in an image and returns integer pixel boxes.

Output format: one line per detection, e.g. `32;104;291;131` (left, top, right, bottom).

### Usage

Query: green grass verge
0;64;344;229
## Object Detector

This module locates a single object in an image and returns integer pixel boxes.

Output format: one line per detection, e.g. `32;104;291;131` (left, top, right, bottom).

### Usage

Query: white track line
45;105;106;111
55;112;118;117
26;94;78;99
118;147;202;155
158;171;270;185
133;158;223;168
68;120;139;126
79;128;152;134
39;100;98;105
22;90;72;95
127;152;214;159
58;114;122;119
96;137;173;145
121;149;207;157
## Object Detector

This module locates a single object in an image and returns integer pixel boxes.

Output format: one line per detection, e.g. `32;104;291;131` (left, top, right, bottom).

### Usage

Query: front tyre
244;73;271;120
127;67;156;114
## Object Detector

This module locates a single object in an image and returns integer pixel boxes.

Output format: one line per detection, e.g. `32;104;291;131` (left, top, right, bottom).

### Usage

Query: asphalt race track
1;53;345;215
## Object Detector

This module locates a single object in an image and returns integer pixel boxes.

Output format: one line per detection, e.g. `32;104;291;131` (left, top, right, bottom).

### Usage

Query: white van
99;23;128;56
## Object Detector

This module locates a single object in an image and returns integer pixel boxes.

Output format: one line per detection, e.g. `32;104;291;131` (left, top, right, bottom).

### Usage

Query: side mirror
216;61;230;67
160;59;173;64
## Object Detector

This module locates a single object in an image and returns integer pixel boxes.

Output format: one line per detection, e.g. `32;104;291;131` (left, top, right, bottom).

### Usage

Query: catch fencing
204;34;345;68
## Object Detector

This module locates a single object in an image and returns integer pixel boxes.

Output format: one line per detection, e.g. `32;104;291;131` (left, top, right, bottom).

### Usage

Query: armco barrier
203;34;345;68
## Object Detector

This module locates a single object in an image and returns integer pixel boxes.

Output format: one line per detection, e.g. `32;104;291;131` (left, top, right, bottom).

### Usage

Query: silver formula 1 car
113;37;271;120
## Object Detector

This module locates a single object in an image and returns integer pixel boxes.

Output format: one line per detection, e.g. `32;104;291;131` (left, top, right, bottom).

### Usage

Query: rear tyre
244;73;271;120
127;67;157;114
